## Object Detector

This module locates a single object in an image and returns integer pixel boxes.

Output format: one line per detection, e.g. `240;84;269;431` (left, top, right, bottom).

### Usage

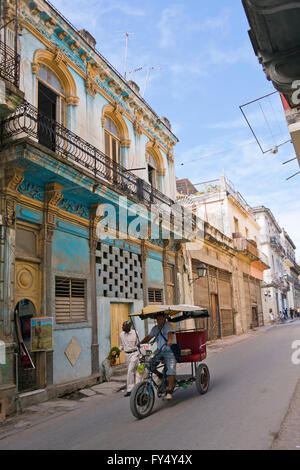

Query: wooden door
166;264;175;305
15;261;41;316
38;81;57;151
110;303;131;364
210;294;220;340
252;307;258;328
218;275;234;337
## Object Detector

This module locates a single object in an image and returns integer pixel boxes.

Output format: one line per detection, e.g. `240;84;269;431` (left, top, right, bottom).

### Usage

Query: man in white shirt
119;321;141;397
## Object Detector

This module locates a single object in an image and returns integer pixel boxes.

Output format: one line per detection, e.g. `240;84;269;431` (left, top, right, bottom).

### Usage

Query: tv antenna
120;31;134;80
127;65;161;97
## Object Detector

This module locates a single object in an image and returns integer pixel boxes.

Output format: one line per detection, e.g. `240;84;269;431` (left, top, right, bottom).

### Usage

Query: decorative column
44;182;63;316
89;204;103;375
1;165;25;338
158;168;166;194
120;139;131;168
141;240;149;335
163;240;169;304
40;182;63;389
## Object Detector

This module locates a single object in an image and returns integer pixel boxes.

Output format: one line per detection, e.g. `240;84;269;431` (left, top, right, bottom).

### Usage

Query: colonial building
0;0;189;416
281;229;300;310
178;176;269;336
251;207;288;321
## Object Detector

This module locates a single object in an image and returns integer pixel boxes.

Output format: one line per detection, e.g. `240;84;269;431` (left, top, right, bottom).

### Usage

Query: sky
51;0;300;257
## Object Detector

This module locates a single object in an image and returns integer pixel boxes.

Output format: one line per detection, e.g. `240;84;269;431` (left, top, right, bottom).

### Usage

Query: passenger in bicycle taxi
138;313;177;400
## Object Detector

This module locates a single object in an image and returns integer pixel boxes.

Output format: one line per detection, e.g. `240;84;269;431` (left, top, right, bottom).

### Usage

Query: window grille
148;288;163;304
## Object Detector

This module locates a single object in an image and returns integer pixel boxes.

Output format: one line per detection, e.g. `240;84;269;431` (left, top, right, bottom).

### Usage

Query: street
0;322;299;450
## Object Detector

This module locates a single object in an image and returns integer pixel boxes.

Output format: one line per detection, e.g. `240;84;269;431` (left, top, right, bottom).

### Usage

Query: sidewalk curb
271;378;300;450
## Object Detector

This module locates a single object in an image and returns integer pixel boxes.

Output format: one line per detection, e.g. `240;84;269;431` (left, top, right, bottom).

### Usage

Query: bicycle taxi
129;304;210;419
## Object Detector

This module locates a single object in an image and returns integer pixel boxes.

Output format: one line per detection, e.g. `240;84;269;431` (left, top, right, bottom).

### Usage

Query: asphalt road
1;322;300;450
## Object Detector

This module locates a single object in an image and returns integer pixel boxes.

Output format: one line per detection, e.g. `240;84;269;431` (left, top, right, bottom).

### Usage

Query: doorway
38;81;57;151
210;294;221;340
110;303;131;364
15;300;37;393
252;307;258;328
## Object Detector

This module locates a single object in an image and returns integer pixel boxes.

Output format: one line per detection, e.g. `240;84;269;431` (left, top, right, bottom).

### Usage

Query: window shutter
55;277;86;323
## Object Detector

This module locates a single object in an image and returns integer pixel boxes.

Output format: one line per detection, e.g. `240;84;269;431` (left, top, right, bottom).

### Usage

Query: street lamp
189;263;207;285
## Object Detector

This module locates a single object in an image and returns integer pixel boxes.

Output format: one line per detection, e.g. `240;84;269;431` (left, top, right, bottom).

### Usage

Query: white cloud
157;5;183;48
157;6;230;50
207;43;255;66
275;210;300;259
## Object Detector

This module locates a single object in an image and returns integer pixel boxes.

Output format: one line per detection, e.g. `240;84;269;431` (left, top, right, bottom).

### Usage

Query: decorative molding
133;117;142;137
146;141;165;175
45;182;63;209
167;143;175;163
102;104;130;141
66;95;80;106
18;180;45;202
5;165;25;193
5;199;16;227
54;46;64;65
57;198;90;219
121;138;131;148
57;30;68;41
85;75;98;98
32;49;79;106
31;63;40;75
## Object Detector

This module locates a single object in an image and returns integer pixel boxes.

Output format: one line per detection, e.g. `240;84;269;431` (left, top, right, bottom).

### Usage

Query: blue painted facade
0;0;186;407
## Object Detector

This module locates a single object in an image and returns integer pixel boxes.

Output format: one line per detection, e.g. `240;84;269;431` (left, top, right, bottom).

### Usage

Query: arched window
146;151;159;189
37;64;66;151
38;64;66;125
104;116;121;165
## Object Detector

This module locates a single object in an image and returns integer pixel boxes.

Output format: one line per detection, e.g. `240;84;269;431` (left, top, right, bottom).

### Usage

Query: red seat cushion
176;331;207;363
179;353;206;363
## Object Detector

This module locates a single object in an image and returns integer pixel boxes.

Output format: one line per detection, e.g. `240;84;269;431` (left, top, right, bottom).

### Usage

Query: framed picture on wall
31;317;54;352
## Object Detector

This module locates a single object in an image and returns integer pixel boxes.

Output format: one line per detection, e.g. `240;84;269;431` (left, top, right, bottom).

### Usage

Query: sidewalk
271;377;300;450
0;323;292;444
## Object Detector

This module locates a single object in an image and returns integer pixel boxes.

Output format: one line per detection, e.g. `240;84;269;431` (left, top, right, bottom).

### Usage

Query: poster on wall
31;317;53;352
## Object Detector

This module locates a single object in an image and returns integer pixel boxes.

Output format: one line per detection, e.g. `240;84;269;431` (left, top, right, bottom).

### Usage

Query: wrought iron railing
1;101;178;211
0;40;20;88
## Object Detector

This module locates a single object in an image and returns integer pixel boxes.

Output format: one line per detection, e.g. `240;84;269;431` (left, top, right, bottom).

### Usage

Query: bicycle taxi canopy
130;304;209;321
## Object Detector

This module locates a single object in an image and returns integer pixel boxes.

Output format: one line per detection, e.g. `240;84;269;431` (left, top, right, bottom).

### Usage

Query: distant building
176;178;197;196
281;229;300;310
179;176;269;335
251;207;287;320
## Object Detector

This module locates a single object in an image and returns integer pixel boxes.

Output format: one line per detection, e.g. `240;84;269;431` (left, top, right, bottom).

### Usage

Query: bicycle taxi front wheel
130;380;155;419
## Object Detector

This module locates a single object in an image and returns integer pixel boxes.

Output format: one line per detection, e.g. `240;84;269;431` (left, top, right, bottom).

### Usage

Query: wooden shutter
55;277;86;323
148;288;163;304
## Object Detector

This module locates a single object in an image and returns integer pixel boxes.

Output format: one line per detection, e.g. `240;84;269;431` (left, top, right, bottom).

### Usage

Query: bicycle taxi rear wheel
196;363;210;394
130;380;155;419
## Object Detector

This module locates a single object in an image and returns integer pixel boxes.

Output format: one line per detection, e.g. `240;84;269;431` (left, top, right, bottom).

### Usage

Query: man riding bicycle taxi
138;313;177;400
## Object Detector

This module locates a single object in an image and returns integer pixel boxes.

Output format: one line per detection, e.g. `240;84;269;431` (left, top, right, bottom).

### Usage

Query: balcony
233;235;259;260
1;101;197;237
0;41;20;89
270;236;285;255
